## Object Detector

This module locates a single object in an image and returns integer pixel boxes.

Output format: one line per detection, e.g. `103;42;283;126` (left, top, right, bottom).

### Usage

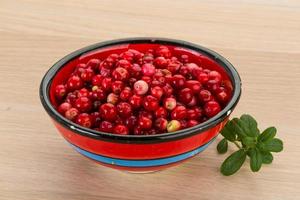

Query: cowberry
171;105;187;120
167;120;181;132
142;95;159;111
117;102;132;117
55;84;66;99
204;101;221;117
76;113;92;128
74;96;92;112
99;103;117;121
138;116;152;130
133;80;149;95
66;75;83;91
113;125;129;135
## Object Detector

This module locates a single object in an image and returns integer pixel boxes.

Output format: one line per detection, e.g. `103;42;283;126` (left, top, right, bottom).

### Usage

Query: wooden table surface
1;0;300;199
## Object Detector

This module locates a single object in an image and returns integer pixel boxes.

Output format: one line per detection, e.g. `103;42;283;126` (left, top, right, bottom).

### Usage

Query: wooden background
1;0;300;199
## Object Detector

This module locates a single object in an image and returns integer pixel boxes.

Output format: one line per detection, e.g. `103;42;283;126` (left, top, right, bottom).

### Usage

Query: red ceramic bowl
40;38;241;172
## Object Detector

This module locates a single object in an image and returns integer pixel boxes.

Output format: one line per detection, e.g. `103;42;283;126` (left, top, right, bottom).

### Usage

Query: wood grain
1;0;300;199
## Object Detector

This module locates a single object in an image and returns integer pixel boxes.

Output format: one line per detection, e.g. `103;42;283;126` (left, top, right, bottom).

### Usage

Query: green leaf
258;127;276;143
249;148;263;172
242;136;256;148
261;151;273;164
264;138;283;152
220;149;247;176
240;114;260;137
217;138;228;154
220;120;237;142
231;118;247;139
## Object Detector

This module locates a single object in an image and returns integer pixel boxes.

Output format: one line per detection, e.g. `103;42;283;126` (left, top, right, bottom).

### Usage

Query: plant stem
233;141;242;149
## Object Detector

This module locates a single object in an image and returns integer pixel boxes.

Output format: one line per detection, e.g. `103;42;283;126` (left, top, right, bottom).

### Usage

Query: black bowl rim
40;37;241;144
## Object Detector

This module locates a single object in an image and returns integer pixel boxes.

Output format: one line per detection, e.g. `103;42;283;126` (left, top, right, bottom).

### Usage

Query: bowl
40;38;241;172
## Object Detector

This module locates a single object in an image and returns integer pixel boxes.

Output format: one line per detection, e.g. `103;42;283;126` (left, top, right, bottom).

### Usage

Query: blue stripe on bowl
69;138;215;167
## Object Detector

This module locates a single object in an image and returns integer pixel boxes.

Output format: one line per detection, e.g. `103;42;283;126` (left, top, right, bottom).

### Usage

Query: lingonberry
199;89;214;103
208;70;222;83
112;67;129;81
171;105;187;120
55;84;67;99
154;107;168;118
155;46;171;58
116;59;131;69
142;63;155;76
58;102;72;115
99;67;111;77
90;112;101;127
171;74;186;89
180;54;189;63
138;116;152;130
155;118;168;131
65;92;77;105
99;103;117;121
78;88;89;98
150;86;164;99
66;75;83;91
197;72;209;84
107;93;119;105
92;75;103;86
74;96;92;112
141;76;152;84
178;88;193;104
187;107;203;120
129;94;143;109
163;97;177;111
65;108;79;121
129;63;142;78
117;102;132;118
216;90;230;103
187;120;199;128
179;120;187;129
142;95;159;111
81;68;94;82
166;61;181;74
162;83;174;97
111;81;124;94
206;79;220;92
139;110;154;120
125;115;137;130
154;56;168;68
101;77;112;91
90;87;106;101
187;96;197;107
204;101;221;117
133;80;149;95
185;80;202;93
179;65;190;77
99;121;114;133
76;113;92;128
120;87;132;101
167;120;181;132
86;59;100;71
113;125;129;135
133;125;143;135
120;51;134;62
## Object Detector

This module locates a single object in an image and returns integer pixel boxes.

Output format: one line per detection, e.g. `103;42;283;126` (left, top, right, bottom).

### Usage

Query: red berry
65;92;77;105
187;107;203;120
99;103;117;121
129;94;143;109
99;121;114;133
107;93;119;105
76;113;92;128
155;107;168;118
197;72;209;84
66;75;83;91
141;76;152;84
199;90;214;103
129;63;142;78
216;91;230;103
166;61;181;74
208;70;222;83
92;75;103;86
181;54;189;63
139;110;154;120
113;125;129;135
204;101;221;117
142;95;159;111
58;102;72;115
120;51;134;62
171;105;187;120
116;59;131;69
55;84;67;99
133;80;149;95
111;81;124;94
187;96;197;107
179;65;190;77
133;125;143;135
155;118;168;131
112;67;129;81
150;86;164;99
101;77;112;91
163;97;177;111
138;116;152;130
185;80;202;93
187;120;199;127
120;88;132;101
167;120;181;132
171;74;186;89
162;83;174;97
142;63;155;76
154;56;168;68
178;88;193;104
86;59;100;71
90;112;101;127
125;116;137;130
155;46;171;58
99;67;111;77
81;68;94;82
117;102;132;117
91;87;106;101
65;108;79;121
78;88;89;98
74;96;92;112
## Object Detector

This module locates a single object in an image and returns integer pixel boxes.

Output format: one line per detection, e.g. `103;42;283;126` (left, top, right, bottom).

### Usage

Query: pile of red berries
54;45;231;135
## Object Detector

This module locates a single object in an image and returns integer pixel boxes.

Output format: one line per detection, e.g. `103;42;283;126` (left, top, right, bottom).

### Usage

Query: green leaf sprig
217;114;283;176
